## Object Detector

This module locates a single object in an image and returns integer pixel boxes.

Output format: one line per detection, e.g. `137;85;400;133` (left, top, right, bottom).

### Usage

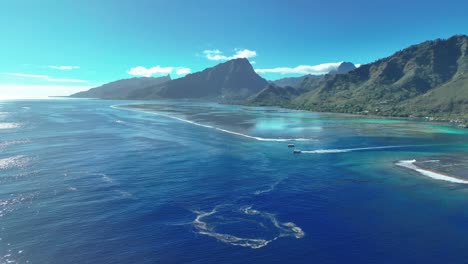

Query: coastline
230;100;468;130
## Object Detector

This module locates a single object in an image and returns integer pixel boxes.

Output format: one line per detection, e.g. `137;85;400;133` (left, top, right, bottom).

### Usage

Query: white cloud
255;62;343;75
128;66;192;77
176;68;191;75
128;66;173;77
49;65;80;70
0;84;94;99
355;64;362;68
203;49;257;61
1;72;88;83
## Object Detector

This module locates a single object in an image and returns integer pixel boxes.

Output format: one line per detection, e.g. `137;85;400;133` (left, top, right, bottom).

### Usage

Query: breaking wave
396;159;468;184
193;205;304;249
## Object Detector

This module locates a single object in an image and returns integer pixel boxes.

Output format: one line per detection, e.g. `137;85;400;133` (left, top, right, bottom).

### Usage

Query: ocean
1;99;468;263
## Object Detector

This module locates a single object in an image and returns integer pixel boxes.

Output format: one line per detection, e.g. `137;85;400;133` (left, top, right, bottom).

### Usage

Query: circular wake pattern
193;205;304;249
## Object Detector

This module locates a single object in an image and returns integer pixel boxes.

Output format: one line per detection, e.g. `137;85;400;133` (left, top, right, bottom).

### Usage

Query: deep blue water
1;99;468;264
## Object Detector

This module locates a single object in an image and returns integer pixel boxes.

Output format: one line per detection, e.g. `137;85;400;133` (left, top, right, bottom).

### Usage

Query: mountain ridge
70;75;171;99
248;35;468;123
270;62;356;88
130;58;268;101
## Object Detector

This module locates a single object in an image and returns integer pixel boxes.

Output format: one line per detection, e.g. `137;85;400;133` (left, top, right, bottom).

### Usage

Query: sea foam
0;139;30;149
0;156;29;170
396;159;468;184
0;123;20;129
192;205;304;249
253;178;286;195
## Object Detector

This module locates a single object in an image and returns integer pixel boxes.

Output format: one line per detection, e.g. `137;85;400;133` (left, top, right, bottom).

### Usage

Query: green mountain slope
246;84;308;106
291;35;468;120
249;62;356;106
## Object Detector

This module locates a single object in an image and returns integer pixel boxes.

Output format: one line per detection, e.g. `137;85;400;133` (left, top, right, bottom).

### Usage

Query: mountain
271;75;320;88
270;62;356;88
246;84;308;106
292;35;468;119
249;62;356;106
247;35;468;121
70;76;171;99
128;58;268;101
328;62;357;75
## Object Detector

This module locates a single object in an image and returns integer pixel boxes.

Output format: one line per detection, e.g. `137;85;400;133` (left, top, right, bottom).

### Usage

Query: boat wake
112;105;315;142
301;145;421;154
395;159;468;184
193;205;304;249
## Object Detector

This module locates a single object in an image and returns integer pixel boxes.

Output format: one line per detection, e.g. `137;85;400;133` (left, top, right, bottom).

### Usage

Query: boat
288;144;295;148
293;149;302;154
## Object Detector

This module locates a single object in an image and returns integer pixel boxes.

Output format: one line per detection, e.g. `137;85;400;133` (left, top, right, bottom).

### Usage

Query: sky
1;0;468;98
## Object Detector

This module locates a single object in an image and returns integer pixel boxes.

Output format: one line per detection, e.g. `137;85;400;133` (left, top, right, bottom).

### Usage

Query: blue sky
1;0;467;98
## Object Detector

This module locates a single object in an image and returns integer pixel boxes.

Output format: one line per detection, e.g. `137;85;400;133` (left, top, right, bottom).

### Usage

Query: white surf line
111;105;316;142
396;159;468;184
300;144;437;154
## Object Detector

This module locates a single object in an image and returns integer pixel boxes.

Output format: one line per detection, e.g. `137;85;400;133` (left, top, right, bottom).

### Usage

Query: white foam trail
102;175;113;183
0;193;36;217
422;160;440;163
254;178;285;195
0;139;30;149
0;112;10;119
241;206;260;215
95;173;113;183
0;123;20;129
396;159;468;184
192;205;304;249
0;156;29;170
116;191;133;199
112;105;315;142
301;145;420;154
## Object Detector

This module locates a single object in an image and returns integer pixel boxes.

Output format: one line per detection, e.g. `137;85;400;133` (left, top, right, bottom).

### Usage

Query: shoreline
238;101;468;129
107;98;468;130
